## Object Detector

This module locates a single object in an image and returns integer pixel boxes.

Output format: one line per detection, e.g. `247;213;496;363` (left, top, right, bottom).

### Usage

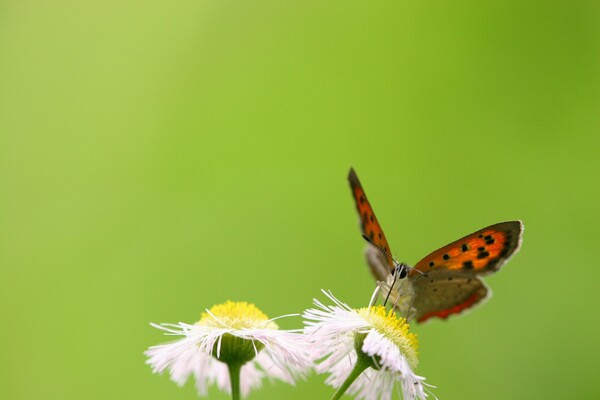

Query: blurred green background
1;1;599;399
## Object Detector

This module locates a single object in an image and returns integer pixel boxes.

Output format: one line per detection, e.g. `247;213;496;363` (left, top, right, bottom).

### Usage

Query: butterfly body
348;168;523;323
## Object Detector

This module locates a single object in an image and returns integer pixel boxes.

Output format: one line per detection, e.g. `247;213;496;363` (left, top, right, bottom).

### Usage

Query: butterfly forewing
348;168;394;269
411;221;523;277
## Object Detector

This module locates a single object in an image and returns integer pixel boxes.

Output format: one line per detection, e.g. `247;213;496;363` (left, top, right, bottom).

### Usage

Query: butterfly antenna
361;234;398;266
408;267;426;279
361;234;412;307
360;234;423;281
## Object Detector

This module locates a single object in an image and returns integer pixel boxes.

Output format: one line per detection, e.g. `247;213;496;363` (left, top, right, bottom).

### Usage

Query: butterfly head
393;263;409;279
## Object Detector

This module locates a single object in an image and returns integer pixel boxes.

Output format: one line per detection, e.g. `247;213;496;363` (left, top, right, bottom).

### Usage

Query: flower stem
227;362;242;400
330;353;373;400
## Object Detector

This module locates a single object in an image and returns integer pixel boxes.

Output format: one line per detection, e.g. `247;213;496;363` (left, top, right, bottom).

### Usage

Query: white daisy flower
303;290;432;400
146;301;312;399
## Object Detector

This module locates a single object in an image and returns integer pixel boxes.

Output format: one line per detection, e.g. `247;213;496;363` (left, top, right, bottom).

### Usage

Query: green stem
227;362;242;400
330;353;373;400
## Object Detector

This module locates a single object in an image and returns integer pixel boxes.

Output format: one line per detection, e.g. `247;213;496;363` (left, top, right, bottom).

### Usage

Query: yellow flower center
196;301;278;330
356;305;419;368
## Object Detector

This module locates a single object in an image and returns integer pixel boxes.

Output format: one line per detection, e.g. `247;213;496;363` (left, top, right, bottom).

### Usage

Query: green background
1;1;599;399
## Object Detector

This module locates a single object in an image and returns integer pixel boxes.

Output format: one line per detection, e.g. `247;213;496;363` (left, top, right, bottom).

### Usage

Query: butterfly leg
369;282;382;308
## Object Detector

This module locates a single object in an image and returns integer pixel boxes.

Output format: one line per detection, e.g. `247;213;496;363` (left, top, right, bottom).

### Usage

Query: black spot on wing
477;251;490;259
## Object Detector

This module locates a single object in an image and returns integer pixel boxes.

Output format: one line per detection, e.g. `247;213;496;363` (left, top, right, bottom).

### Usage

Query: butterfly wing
410;221;523;322
348;168;394;269
411;274;489;322
364;242;391;282
411;221;523;276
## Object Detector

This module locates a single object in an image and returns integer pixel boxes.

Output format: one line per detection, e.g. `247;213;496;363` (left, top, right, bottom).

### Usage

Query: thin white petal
146;318;312;398
303;291;430;400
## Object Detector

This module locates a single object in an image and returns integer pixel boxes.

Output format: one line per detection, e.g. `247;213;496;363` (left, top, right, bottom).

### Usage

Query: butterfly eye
394;263;408;279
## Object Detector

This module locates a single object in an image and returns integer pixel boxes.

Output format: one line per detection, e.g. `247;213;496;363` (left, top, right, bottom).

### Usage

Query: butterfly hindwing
412;221;523;277
411;272;489;323
348;168;394;269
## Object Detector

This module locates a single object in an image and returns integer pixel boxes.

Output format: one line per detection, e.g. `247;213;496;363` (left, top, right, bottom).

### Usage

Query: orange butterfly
348;168;523;323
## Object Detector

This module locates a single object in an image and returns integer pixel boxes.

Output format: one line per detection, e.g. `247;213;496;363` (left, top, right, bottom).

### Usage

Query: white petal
146;320;312;398
302;291;431;400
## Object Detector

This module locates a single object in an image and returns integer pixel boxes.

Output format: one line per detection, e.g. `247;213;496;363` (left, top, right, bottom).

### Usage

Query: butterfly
348;168;523;323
